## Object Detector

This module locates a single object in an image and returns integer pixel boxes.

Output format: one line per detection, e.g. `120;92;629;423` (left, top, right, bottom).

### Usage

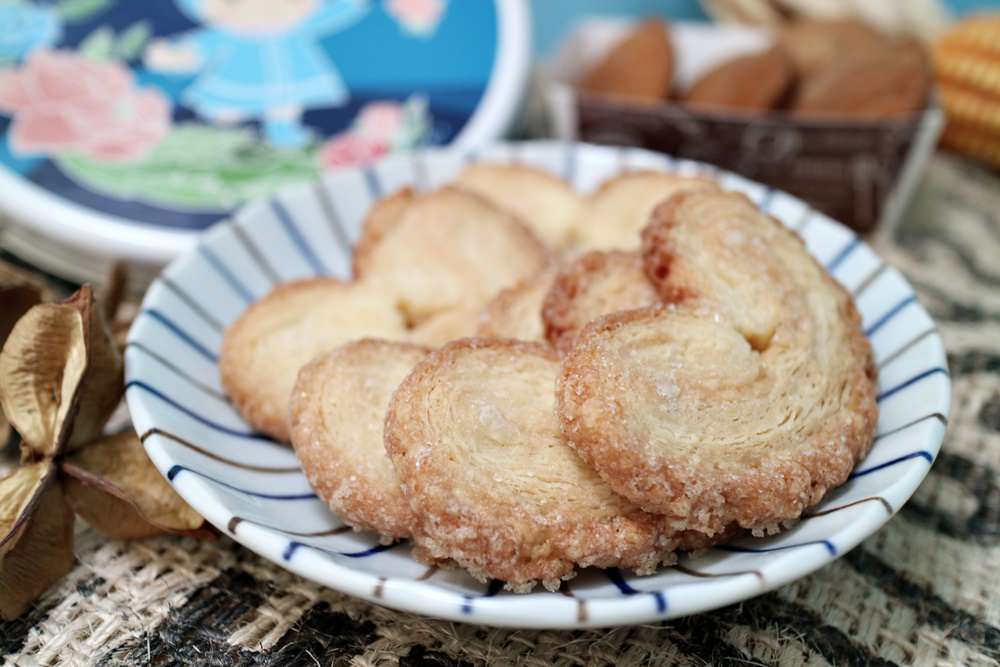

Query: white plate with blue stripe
125;141;950;629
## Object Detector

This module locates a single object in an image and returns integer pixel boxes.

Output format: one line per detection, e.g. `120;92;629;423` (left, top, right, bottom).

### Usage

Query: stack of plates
0;0;529;283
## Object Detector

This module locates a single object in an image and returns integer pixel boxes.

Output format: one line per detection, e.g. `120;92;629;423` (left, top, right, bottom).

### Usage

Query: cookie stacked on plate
220;164;878;592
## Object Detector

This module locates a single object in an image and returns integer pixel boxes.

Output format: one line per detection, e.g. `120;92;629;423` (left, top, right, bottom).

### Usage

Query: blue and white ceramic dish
125;141;950;629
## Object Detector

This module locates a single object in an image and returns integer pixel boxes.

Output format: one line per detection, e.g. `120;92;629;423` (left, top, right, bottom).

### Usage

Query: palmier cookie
571;171;719;251
353;187;550;329
290;340;429;540
558;192;877;537
542;250;660;354
476;267;557;342
220;280;405;442
407;305;485;347
385;339;680;591
352;187;415;278
454;164;584;248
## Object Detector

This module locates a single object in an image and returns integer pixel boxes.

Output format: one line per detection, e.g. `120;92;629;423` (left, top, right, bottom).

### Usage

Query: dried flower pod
0;261;50;347
0;461;75;620
65;288;124;452
62;432;205;539
100;264;139;352
0;286;123;458
0;299;88;458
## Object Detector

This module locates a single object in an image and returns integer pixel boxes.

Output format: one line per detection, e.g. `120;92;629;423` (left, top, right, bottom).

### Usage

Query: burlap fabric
1;154;998;666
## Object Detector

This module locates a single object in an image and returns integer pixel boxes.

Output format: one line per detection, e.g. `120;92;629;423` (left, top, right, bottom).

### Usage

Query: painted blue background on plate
0;0;498;228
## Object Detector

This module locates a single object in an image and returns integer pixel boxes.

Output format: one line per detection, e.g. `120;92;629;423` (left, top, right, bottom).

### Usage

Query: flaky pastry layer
385;338;682;591
290;339;429;540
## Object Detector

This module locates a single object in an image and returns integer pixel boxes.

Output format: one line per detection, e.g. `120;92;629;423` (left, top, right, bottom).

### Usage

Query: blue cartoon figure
0;1;62;62
145;0;371;148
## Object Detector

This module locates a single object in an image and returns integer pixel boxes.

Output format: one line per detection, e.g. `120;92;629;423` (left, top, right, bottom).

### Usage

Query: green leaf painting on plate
113;21;152;62
56;124;319;211
77;25;114;60
56;0;115;23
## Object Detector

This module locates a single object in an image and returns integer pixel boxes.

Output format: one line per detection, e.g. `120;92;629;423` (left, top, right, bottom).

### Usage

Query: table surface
1;153;999;666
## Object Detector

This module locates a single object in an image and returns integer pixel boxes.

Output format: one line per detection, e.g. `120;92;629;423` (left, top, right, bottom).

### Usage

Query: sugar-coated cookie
352;187;550;328
353;187;415;278
558;191;877;536
571;171;719;251
220;279;405;442
476;267;557;343
455;164;584;248
407;305;484;347
641;191;785;350
289;339;429;540
542;251;659;354
385;339;682;591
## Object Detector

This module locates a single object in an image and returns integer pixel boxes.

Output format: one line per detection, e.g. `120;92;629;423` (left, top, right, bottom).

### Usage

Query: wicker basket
543;20;944;235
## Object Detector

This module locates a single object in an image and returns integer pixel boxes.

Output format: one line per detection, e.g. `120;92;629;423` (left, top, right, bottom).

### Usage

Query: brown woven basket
550;91;943;235
542;20;945;235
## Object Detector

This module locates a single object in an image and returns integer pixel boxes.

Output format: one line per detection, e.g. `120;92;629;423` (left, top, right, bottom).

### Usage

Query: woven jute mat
2;154;999;667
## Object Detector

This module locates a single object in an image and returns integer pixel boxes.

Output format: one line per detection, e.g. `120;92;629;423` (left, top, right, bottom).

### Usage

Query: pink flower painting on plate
318;133;389;170
0;50;171;163
317;97;429;170
355;102;406;140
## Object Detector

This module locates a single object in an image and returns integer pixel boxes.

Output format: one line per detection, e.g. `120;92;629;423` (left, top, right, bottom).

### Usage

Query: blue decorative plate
0;0;529;269
125;142;950;628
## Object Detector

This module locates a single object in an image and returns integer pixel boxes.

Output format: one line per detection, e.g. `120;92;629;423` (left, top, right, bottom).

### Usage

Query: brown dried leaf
0;461;75;620
0;286;123;458
0;261;50;347
62;432;205;539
